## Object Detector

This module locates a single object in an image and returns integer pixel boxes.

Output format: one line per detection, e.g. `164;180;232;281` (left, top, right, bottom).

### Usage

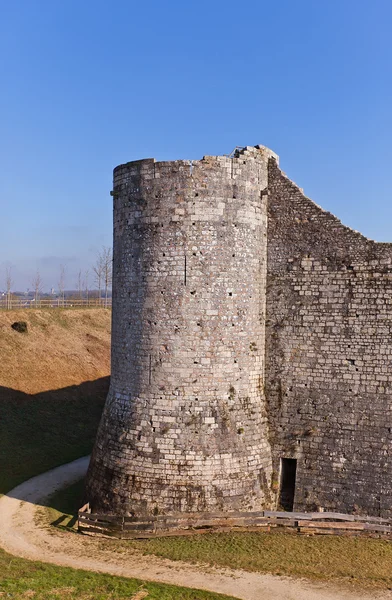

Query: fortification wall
86;147;275;517
266;158;392;517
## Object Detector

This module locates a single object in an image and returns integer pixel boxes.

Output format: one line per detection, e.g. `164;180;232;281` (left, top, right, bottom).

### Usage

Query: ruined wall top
113;145;279;175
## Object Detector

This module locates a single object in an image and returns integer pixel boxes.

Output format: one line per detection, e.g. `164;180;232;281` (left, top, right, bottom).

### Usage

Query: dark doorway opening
279;458;297;511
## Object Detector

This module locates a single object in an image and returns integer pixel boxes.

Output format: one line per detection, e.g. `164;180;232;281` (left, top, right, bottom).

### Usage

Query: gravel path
0;456;390;600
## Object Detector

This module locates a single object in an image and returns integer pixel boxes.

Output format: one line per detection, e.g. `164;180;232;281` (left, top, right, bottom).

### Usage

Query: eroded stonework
86;146;275;517
86;144;392;521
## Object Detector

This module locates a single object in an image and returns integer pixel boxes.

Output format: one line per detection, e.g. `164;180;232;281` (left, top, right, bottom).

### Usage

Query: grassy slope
0;308;111;395
0;309;235;600
0;308;111;494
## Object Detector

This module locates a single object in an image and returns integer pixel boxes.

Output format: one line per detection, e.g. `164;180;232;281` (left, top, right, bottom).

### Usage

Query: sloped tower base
85;146;278;525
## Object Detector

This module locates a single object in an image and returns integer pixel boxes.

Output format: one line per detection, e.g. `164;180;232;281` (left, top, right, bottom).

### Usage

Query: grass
0;549;236;599
46;480;392;591
0;379;108;494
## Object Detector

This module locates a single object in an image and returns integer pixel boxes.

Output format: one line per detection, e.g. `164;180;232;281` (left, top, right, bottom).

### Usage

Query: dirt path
0;458;390;600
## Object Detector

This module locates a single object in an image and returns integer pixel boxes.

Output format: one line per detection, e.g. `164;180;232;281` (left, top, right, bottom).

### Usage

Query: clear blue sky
1;0;391;291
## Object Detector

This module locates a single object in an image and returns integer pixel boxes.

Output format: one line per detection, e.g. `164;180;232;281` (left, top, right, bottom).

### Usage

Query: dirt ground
1;458;391;600
0;308;111;394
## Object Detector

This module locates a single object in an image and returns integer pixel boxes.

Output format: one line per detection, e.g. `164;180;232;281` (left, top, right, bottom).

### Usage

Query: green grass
0;378;108;494
133;531;392;589
46;480;392;591
0;548;236;599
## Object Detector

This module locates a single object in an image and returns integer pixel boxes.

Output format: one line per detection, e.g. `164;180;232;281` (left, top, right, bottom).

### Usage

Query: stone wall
86;147;276;517
86;144;392;523
266;158;392;518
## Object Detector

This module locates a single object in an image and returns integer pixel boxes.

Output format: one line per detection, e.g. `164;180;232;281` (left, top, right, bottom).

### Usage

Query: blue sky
1;0;391;291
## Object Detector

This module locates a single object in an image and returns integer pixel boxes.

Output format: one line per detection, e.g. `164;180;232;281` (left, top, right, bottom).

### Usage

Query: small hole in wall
195;192;199;197
193;252;196;256
197;322;202;326
232;323;235;327
356;314;359;318
163;252;166;256
232;254;235;257
229;292;232;296
388;428;391;434
161;291;164;294
356;368;359;371
234;359;237;363
193;222;195;226
190;290;196;295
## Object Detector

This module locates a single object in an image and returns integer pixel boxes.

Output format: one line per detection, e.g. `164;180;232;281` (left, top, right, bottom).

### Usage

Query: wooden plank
79;525;122;537
268;518;298;527
309;512;355;521
80;513;121;522
78;518;123;531
363;523;392;533
298;520;364;530
353;515;391;525
264;511;309;520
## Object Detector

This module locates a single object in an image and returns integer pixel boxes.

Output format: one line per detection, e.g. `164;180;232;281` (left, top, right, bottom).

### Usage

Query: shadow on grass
0;377;109;496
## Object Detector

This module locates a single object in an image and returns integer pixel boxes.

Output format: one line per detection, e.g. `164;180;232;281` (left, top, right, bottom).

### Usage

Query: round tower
85;146;278;522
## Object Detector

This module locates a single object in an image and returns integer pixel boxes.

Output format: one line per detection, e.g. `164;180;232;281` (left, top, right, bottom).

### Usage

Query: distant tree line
2;246;113;308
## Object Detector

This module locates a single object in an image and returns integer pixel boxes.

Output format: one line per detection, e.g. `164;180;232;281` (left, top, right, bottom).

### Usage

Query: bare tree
58;264;66;306
31;270;43;305
84;269;89;305
102;247;113;308
77;269;83;300
92;252;104;304
5;267;12;310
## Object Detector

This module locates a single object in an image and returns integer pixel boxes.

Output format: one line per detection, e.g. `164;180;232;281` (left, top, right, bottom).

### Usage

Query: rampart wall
85;145;392;524
266;159;392;518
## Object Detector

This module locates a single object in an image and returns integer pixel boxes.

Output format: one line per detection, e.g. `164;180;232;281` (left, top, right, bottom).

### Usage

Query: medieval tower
85;146;277;518
86;144;392;527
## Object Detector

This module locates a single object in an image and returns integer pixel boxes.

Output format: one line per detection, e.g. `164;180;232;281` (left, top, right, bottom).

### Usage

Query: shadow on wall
0;377;109;495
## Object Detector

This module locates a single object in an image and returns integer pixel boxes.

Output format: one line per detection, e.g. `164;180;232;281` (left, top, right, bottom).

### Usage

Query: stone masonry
85;146;275;517
85;145;392;523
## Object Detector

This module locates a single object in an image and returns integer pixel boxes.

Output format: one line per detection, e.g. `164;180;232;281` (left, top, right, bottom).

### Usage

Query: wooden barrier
78;505;392;540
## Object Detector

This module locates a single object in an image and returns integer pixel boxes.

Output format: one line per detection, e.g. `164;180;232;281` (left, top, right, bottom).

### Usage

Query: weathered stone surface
86;146;275;517
266;158;392;519
86;144;392;524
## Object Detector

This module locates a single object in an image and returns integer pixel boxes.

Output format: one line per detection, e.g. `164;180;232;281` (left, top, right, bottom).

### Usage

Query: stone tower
85;146;278;521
